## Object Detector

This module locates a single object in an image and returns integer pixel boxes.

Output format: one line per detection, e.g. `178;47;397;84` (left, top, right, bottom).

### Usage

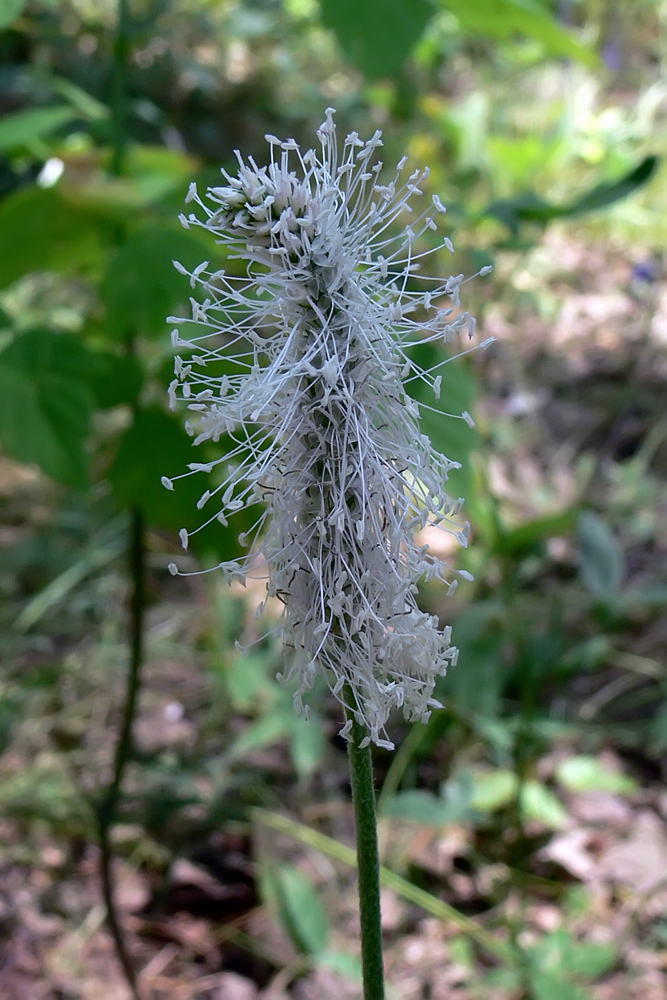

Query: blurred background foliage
0;0;667;998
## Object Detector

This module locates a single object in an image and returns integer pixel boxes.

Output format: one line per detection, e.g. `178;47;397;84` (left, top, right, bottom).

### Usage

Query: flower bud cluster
166;109;492;748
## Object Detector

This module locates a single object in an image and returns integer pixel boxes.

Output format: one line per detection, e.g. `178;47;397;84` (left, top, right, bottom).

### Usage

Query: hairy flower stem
346;685;385;1000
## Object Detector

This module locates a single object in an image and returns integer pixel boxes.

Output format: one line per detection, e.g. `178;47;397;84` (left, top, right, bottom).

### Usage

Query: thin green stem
95;6;145;998
345;688;385;1000
96;508;145;1000
110;0;130;176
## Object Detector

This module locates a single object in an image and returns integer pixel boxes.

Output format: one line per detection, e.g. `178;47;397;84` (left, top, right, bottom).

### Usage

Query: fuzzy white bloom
166;109;493;749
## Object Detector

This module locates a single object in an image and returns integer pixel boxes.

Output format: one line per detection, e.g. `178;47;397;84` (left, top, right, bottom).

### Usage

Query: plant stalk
345;689;385;1000
94;5;146;999
96;507;145;1000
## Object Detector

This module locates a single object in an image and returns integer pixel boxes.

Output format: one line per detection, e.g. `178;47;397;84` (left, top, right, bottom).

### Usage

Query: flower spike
167;110;492;747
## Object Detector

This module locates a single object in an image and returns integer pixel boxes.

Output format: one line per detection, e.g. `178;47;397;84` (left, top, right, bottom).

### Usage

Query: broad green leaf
528;929;617;983
0;186;103;288
408;342;478;497
556;755;637;796
564;941;617;979
384;789;464;825
437;603;504;716
320;0;433;78
100;224;213;339
520;780;568;829
85;351;144;409
106;406;257;558
0;106;78;153
0;329;93;488
577;511;625;599
442;0;597;66
470;768;518;812
529;972;592;1000
274;864;329;956
0;0;27;31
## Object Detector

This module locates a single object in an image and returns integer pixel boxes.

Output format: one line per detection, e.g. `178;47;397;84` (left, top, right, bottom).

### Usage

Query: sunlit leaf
0;0;27;30
529;972;592;1000
0;186;103;288
520;780;568;829
556;755;637;796
442;0;597;66
0;106;78;152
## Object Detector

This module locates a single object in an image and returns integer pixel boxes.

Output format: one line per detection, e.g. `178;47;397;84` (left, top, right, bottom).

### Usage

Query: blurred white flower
165;108;493;748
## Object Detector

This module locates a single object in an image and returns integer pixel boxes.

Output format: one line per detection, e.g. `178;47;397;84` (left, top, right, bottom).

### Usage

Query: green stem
97;508;145;1000
345;690;385;1000
94;6;146;998
110;0;130;176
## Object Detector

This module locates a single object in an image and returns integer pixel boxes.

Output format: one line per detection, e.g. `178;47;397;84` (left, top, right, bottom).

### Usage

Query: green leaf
408;342;478;497
556;755;637;796
0;329;93;488
566;155;659;216
100;224;213;339
494;507;578;559
0;186;103;289
385;789;465;825
564;942;617;979
317;950;362;980
274;864;329;956
437;603;504;716
651;700;667;751
0;106;78;153
0;0;28;31
227;711;291;758
85;351;144;409
442;0;597;66
486;156;659;235
577;511;625;599
470;768;518;812
45;77;110;122
520;780;568;830
289;714;326;780
226;653;279;712
106;406;256;559
527;930;617;986
529;972;592;1000
320;0;434;78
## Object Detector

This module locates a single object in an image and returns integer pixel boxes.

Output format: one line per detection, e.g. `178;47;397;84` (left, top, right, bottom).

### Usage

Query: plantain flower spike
165;109;493;749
